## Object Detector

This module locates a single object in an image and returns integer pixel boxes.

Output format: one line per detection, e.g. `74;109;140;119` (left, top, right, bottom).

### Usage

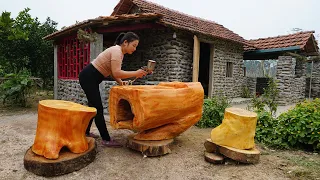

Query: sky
1;0;319;41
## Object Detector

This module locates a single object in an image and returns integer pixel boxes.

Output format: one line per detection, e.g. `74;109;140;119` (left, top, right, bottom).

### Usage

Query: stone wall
121;28;193;82
245;77;257;96
57;79;87;105
197;35;244;97
306;61;320;98
276;56;306;105
55;28;246;113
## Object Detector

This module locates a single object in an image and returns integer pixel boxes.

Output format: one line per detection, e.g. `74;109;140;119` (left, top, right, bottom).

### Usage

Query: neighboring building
44;0;249;112
244;31;319;104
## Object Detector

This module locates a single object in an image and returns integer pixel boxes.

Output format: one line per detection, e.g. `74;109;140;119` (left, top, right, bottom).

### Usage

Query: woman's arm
111;60;147;79
110;74;123;85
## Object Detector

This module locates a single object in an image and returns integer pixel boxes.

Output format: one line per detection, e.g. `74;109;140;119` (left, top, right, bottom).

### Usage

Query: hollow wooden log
109;82;204;140
24;137;97;177
32;100;97;159
211;107;258;150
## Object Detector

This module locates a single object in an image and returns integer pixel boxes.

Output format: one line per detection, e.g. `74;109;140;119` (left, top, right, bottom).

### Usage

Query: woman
79;32;147;147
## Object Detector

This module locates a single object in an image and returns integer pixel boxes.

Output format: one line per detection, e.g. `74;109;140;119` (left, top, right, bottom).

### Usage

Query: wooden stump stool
32;100;97;159
126;134;173;157
24;137;97;177
24;100;98;176
204;108;260;164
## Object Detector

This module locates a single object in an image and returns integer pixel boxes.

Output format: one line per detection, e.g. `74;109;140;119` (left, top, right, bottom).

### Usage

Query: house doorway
198;42;211;96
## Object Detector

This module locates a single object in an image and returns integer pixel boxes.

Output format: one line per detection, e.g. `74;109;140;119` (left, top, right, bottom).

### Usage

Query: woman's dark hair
114;32;139;45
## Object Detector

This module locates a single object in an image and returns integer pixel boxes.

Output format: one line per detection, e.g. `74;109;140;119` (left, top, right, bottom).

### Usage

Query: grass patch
0;89;53;115
283;152;320;180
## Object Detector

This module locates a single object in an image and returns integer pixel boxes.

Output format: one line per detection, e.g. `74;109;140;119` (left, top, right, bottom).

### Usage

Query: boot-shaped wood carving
210;107;258;149
109;82;204;140
32;100;97;159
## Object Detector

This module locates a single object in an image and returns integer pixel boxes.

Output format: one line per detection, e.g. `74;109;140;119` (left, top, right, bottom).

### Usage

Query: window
226;62;233;77
57;36;90;79
243;67;246;77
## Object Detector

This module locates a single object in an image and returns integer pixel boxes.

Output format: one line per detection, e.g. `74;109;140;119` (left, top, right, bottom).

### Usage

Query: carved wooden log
211;107;258;150
32;100;97;159
109;82;204;140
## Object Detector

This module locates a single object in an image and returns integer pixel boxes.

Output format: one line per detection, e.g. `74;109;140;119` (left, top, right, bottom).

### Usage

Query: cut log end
219;145;260;164
39;100;96;112
204;139;260;164
204;151;224;164
126;134;173;157
24;137;97;177
204;139;218;153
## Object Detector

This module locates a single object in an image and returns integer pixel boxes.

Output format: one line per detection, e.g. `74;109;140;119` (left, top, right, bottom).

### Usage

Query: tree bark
126;134;173;156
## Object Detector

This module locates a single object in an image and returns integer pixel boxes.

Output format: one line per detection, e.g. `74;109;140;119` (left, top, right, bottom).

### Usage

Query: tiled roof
112;0;248;45
244;31;317;51
43;13;162;40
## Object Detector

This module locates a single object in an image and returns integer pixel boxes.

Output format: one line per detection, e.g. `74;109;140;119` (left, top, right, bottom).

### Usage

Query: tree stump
211;107;258;150
24;137;97;177
109;82;204;140
32;100;97;159
126;134;173;156
204;139;260;164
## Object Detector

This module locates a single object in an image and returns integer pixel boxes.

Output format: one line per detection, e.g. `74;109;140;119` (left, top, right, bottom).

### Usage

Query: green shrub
241;86;251;98
255;99;320;151
0;69;34;107
248;77;279;116
196;96;231;128
277;99;320;151
0;65;4;77
255;110;288;149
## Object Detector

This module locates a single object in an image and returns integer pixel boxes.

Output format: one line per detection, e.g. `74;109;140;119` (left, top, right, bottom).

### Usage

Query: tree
0;8;57;88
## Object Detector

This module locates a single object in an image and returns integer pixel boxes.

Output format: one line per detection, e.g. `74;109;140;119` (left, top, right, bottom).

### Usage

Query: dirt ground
0;101;319;180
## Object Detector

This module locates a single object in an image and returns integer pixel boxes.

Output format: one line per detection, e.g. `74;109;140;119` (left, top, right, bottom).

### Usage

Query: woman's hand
135;69;148;78
118;81;127;86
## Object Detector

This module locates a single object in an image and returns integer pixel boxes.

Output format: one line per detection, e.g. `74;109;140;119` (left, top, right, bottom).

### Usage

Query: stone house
44;0;319;109
44;0;249;112
244;31;319;105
